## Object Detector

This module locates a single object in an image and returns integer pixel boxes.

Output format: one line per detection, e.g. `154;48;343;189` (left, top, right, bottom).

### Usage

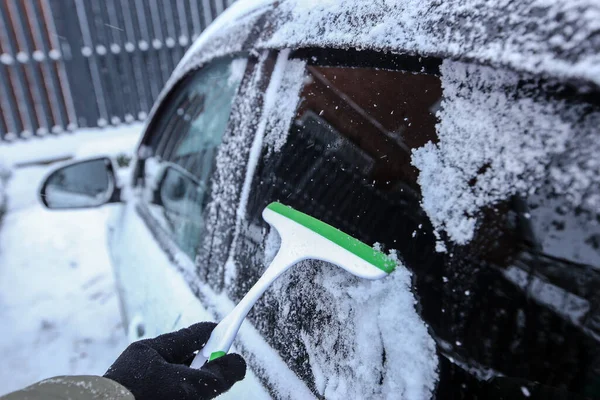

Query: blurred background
0;0;233;394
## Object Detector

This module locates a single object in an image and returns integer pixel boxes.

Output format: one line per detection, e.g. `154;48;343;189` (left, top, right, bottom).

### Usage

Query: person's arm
1;375;134;400
1;322;246;400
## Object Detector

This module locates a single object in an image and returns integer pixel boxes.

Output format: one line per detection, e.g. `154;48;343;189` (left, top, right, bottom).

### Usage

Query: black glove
105;322;246;400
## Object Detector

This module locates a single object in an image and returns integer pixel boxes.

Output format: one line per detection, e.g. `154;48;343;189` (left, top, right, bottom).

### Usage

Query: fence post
48;0;99;129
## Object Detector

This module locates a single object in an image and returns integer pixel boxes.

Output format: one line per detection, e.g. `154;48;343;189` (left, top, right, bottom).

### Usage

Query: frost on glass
198;53;271;289
260;231;438;399
412;60;600;247
262;0;600;88
216;59;440;398
262;56;307;155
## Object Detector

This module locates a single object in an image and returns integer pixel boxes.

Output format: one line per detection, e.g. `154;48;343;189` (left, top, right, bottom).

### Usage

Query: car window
227;60;442;395
229;54;600;398
141;57;247;259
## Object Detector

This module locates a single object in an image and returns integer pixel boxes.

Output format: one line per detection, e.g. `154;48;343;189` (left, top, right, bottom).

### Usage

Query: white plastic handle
190;204;389;369
191;247;296;369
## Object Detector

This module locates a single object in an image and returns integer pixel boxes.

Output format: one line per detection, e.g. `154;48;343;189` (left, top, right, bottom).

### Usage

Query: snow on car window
199;51;273;291
224;49;600;397
266;233;438;399
262;55;306;155
412;60;600;250
226;61;442;399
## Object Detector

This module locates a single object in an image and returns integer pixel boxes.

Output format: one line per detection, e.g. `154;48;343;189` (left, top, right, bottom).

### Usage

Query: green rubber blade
267;202;396;273
209;351;226;361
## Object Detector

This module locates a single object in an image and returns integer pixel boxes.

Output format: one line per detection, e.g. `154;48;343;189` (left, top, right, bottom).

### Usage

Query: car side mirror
152;163;202;208
39;157;120;209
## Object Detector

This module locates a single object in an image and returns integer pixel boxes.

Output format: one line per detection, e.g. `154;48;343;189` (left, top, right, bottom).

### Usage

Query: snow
48;49;61;60
16;52;28;63
0;124;142;167
224;51;304;291
223;51;270;288
266;234;438;399
205;51;272;290
0;53;14;65
412;60;599;245
32;50;45;62
95;45;107;56
177;0;274;70
237;50;301;228
0;127;143;396
225;51;288;286
174;22;439;397
0;158;135;395
165;0;599;251
227;58;248;87
263;53;306;155
260;0;600;89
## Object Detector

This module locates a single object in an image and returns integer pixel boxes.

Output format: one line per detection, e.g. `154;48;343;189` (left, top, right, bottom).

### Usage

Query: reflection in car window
234;61;600;398
144;57;246;258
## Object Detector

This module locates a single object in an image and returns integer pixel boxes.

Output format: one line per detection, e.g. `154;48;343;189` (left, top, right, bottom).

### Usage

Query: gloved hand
104;322;246;400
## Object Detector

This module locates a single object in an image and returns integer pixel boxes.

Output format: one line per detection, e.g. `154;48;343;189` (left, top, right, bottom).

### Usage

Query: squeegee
191;202;396;368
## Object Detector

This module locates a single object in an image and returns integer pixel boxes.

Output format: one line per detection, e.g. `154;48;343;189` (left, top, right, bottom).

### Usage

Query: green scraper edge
267;202;396;274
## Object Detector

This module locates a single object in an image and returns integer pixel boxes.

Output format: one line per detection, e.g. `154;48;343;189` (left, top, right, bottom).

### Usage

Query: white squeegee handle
190;246;298;368
190;202;393;369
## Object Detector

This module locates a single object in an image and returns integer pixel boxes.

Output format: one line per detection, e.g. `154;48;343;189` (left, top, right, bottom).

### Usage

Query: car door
224;47;600;399
107;54;271;398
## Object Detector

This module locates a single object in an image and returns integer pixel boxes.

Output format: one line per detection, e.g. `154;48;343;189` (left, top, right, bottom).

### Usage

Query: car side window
141;57;247;259
232;52;600;398
226;58;442;393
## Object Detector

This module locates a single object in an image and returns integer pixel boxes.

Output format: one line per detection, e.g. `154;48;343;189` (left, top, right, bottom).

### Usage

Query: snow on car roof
174;0;600;90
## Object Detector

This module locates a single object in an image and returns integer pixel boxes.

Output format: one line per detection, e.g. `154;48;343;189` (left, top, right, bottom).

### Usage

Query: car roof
170;0;599;91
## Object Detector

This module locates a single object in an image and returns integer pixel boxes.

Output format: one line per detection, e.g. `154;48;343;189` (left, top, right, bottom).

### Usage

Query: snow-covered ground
0;126;141;396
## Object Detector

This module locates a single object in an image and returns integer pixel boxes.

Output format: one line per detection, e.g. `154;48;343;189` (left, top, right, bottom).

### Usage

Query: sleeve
0;375;135;400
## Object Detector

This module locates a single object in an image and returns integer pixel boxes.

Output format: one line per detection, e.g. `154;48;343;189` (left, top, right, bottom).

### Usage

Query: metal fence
0;0;233;142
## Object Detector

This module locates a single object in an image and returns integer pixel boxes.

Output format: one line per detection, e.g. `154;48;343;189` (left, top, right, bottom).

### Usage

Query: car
39;0;600;398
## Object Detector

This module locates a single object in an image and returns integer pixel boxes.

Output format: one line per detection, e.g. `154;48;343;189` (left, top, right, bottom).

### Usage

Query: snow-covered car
39;1;600;398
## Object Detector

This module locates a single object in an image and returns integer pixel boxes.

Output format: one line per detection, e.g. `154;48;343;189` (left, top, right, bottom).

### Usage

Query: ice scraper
191;202;396;368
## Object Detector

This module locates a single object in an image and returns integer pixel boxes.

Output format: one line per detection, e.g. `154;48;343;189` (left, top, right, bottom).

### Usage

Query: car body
40;1;600;398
